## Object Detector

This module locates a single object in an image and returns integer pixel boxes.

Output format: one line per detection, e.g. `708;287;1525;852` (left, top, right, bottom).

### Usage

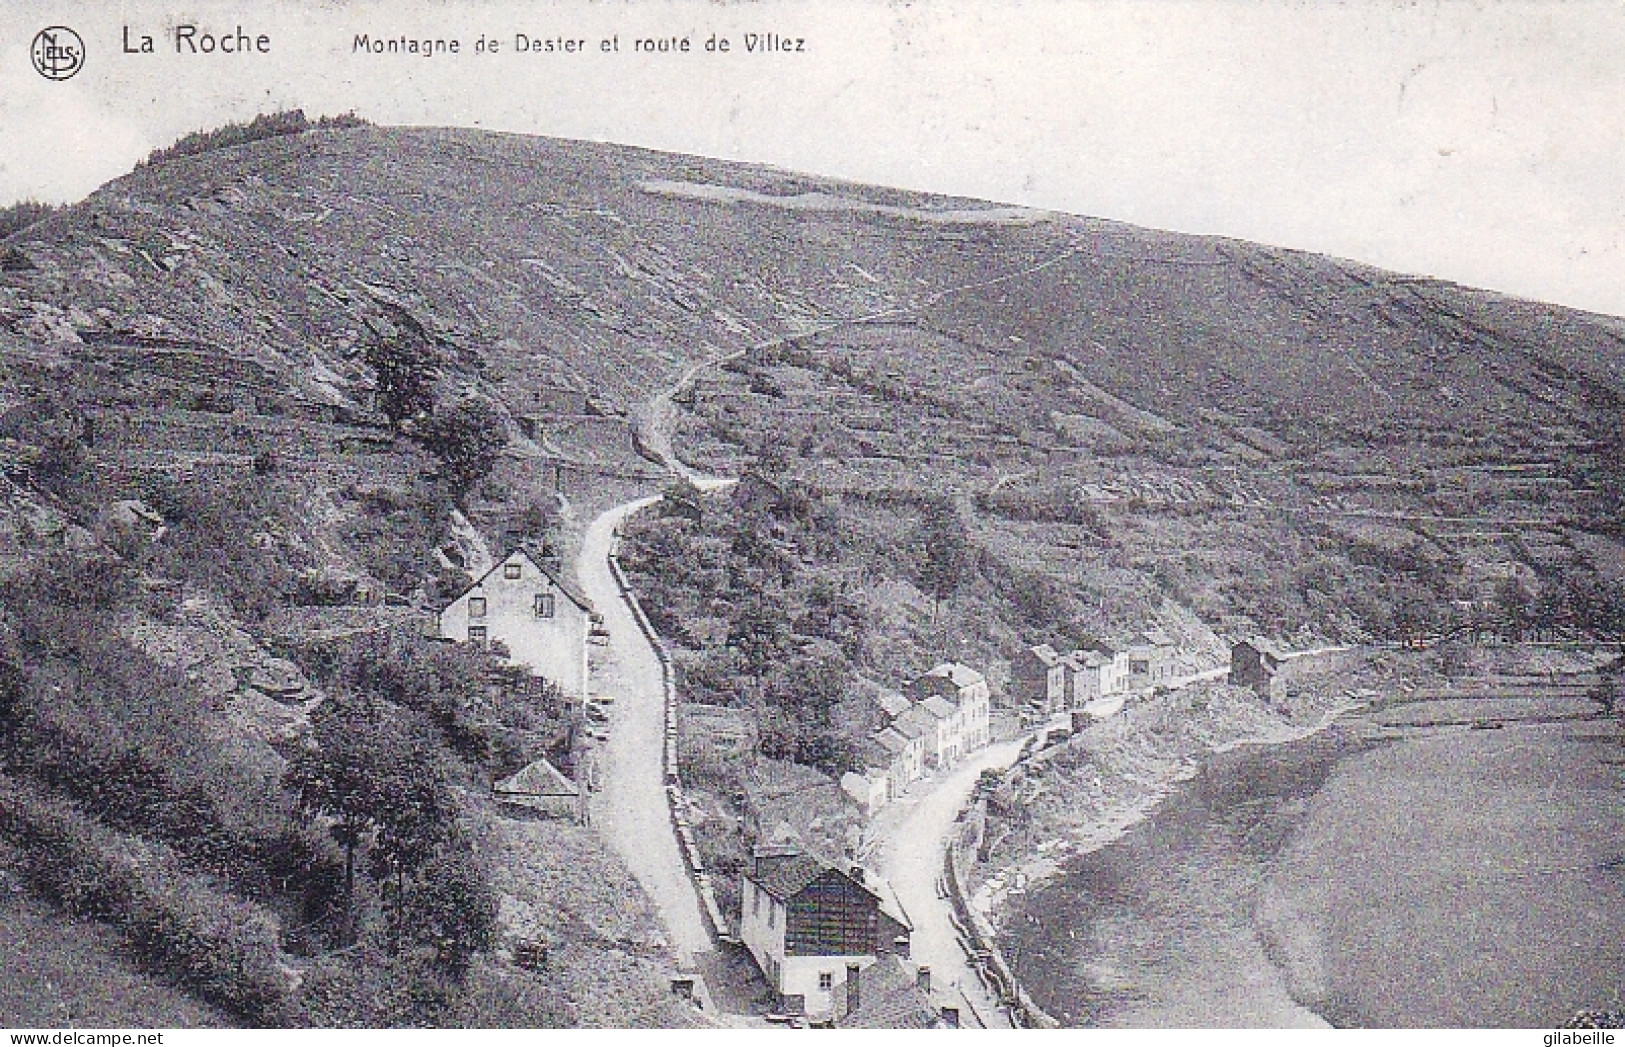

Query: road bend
578;497;714;971
864;738;1026;1030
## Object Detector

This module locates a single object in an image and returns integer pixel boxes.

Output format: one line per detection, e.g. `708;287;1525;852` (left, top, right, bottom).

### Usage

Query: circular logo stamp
31;26;85;80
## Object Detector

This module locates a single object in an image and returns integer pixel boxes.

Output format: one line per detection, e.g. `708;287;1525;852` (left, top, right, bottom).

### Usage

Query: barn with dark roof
739;844;912;1018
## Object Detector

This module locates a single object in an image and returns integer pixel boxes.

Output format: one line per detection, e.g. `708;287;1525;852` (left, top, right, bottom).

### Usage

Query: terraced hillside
1;121;1622;1025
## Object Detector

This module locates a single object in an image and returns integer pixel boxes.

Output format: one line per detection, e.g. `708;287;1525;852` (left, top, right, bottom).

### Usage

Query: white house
868;725;925;796
740;845;913;1018
840;770;890;817
439;548;592;697
1122;629;1179;691
905;663;991;768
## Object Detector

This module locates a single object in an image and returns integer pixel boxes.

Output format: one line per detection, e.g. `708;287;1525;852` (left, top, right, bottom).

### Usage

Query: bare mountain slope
1;123;1622;1026
4;123;1621;479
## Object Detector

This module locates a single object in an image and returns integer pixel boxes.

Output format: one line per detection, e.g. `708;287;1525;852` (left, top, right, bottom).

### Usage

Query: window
504;563;522;580
468;625;488;646
468;597;487;619
818;972;833;992
534;593;555;618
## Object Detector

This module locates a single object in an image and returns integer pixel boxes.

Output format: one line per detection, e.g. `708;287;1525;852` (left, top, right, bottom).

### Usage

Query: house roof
493;757;577;798
1027;643;1061;666
871;727;912;755
446;548;592;614
857;738;894;772
750;851;906;923
923;662;985;689
874;690;914;719
840;956;939;1029
1065;649;1109;669
919;696;957;720
892;706;935;739
750;852;835;902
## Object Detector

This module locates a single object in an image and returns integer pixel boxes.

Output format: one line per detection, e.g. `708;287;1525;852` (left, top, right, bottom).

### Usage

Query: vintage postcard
1;0;1621;1035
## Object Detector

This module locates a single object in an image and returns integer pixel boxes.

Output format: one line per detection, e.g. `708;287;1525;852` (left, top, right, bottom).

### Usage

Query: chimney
845;963;861;1016
916;965;931;994
940;1006;960;1029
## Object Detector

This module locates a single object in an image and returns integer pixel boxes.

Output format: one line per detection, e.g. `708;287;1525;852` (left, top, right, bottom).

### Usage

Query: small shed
494;757;582;822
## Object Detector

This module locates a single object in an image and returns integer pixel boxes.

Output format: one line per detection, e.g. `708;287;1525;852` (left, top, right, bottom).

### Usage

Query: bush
412;399;508;507
0;774;292;1024
141;474;302;622
0;200;60;240
340;480;450;593
142;110;369;167
310;626;568;772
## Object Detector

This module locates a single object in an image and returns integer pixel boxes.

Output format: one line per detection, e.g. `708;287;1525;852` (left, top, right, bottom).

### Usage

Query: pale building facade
438;549;592;697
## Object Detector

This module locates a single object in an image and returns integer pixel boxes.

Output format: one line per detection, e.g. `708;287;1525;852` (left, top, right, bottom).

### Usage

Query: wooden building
740;846;912;1018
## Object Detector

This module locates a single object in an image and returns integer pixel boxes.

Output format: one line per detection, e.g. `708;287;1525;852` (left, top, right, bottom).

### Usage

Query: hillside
1;121;1622;1025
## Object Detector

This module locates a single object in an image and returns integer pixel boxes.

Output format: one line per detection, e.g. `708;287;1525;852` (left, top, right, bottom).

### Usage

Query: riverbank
971;649;1379;928
984;646;1625;1027
1259;713;1625;1026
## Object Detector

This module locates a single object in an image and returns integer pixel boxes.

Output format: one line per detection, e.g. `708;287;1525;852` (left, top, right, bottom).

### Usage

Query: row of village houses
438;550;1297;1024
1011;627;1196;721
840;663;991;817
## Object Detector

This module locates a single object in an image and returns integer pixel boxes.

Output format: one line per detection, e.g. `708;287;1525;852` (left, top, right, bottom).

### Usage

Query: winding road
864;740;1026;1029
573;353;739;1000
572;239;1090;1014
577;497;714;972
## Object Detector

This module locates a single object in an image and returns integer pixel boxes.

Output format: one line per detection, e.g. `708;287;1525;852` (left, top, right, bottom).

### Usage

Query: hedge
0;774;294;1025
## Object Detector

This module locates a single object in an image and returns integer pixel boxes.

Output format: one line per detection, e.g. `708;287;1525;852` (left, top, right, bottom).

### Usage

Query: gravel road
865;738;1026;1029
577;497;714;967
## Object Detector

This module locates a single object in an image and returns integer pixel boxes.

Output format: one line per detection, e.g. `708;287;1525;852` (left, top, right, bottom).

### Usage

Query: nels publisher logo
31;25;85;80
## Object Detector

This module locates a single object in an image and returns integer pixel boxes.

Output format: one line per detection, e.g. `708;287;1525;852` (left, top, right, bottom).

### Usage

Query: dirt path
863;739;1027;1029
577;497;714;970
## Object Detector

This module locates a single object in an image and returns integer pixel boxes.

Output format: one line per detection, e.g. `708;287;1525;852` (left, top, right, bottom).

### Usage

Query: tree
1493;576;1535;641
413;399;508;507
730;586;791;683
287;693;453;940
362;304;440;428
918;500;969;622
661;477;707;522
397;849;498;974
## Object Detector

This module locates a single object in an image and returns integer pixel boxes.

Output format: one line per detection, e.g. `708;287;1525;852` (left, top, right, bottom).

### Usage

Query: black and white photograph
0;0;1622;1034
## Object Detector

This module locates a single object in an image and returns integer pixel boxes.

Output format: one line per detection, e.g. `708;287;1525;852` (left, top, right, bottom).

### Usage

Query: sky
2;0;1623;317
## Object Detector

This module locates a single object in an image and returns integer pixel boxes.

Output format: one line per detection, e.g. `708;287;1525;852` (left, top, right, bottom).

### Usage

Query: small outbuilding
493;757;583;822
1229;637;1287;701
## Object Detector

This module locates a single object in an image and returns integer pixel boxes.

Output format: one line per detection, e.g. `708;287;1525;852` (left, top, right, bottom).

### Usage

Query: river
1000;702;1625;1027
